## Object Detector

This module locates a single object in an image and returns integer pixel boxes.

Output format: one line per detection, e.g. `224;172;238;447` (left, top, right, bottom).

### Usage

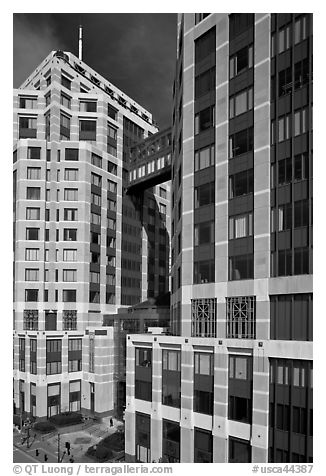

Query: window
229;13;254;39
107;179;117;194
108;161;117;175
64;188;78;201
229;213;253;239
195;67;216;98
162;350;181;408
229;169;253;198
27;147;41;160
64;229;77;241
91;173;102;187
90;272;100;284
61;74;71;90
26;207;40;220
19;117;37;138
229;127;254;158
162;420;180;463
64;208;78;221
64;168;78;181
65;148;79;161
46;339;62;375
68;339;82;372
25;268;39;281
277;114;291;142
107;144;117;157
91;153;102;169
191;298;217;337
195;26;216;63
45;113;50;140
194;353;214;415
89;291;100;303
194;105;215;135
107;198;116;211
25;248;39;261
135;348;152;401
194;144;215;171
194;260;215;284
79;100;97;112
294;153;309;181
294;108;308;136
295;16;308;45
229;254;254;280
26;187;41;200
108;104;117;120
20;97;37;109
229;437;251;463
194;221;214;246
195;13;210;24
226;296;256;338
270;294;312;341
60;114;70;140
277;157;292;185
25;289;38;301
61;94;71;109
278;24;291;54
63;289;76;302
272;203;292;232
27;167;41;180
294;247;309;275
30;339;37;374
63;310;77;330
294;200;309;228
69;380;81;410
194;182;215;208
63;269;77;282
107;123;117;140
19;338;25;371
79;120;96;141
229;395;252;423
63;249;77;261
91;213;101;225
26;228;39;240
229;87;253;118
279;67;292;96
229;355;250;380
230;45;253;79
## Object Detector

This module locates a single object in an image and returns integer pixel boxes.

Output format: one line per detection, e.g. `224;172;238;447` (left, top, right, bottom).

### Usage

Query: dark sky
13;13;177;129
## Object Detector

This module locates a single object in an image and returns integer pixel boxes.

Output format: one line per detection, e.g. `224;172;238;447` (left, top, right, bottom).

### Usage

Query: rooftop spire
78;25;83;61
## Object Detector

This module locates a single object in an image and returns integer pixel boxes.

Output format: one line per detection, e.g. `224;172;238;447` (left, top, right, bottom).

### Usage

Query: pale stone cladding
125;334;312;463
13;50;167;419
126;12;313;463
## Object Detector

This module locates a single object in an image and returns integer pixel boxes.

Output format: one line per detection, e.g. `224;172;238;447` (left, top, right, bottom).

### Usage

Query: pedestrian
110;417;113;427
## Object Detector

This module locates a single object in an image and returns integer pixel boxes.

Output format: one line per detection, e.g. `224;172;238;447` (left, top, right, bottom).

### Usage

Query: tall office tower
125;13;313;463
13;50;170;419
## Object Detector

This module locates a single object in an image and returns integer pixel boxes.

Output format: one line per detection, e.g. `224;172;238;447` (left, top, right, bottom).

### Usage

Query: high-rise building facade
125;13;313;463
13;50;170;419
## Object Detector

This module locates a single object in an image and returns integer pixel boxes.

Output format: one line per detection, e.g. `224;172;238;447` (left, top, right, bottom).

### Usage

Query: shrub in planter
33;421;56;433
95;446;112;462
13;415;21;428
49;412;82;426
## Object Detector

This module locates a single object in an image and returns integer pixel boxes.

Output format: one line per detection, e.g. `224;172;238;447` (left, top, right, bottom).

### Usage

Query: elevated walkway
126;127;172;194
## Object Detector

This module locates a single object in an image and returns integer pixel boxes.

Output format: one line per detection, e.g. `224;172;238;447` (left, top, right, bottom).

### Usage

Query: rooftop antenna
78;25;83;61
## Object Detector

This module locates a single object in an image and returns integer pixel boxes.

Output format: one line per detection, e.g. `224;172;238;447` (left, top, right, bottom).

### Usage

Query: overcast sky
13;13;177;129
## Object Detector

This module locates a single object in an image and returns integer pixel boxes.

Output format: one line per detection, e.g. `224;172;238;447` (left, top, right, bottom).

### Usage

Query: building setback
125;13;313;463
13;50;170;419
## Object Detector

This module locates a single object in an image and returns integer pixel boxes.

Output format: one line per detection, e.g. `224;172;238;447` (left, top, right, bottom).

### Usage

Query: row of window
24;289;77;302
271;108;309;144
271;154;309;187
271;15;309;58
23;310;77;331
130;154;171;181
